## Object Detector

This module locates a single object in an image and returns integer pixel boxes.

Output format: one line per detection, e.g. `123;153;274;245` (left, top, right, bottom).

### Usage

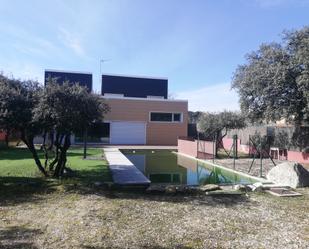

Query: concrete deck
104;148;150;186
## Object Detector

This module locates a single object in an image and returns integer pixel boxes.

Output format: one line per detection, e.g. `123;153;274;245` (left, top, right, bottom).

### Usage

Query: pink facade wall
177;139;197;158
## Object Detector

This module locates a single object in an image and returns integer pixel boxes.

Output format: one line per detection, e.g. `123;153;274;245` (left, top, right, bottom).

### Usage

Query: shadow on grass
0;147;101;161
0;148;38;161
0;177;57;206
83;245;195;249
0;226;41;249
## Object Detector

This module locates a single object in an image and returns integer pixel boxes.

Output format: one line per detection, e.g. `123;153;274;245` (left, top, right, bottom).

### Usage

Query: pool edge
174;152;272;184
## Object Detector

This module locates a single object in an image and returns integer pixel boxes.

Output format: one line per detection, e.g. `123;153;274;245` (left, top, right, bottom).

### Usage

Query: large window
150;112;182;122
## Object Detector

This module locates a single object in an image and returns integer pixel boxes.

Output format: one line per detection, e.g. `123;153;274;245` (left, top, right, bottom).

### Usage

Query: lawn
0;147;111;182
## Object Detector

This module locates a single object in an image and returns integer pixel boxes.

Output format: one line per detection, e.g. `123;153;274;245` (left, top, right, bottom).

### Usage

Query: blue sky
0;0;308;111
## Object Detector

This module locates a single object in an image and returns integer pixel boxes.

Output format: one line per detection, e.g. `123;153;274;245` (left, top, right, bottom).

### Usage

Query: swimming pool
121;150;259;185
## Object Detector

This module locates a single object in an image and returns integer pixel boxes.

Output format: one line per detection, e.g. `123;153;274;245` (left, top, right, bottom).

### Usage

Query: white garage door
110;121;146;145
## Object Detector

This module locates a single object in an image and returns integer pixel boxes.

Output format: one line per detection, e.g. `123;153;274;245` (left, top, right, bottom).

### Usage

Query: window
150;112;182;122
173;113;181;122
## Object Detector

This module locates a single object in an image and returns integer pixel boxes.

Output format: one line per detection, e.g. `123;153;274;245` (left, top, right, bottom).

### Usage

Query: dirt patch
1;187;309;249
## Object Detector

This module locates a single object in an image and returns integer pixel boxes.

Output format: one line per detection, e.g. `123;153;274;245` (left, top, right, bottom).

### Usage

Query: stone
94;181;104;187
267;162;309;188
234;184;247;191
165;185;177;194
251;182;263;192
145;185;166;193
199;184;221;192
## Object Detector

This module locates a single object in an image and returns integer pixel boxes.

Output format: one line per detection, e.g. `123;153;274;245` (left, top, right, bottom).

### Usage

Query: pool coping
174;152;272;184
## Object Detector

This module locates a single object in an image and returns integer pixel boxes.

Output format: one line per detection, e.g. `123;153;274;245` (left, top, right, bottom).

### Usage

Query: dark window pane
150;174;172;183
173;113;181;122
172;174;180;183
150;112;173;122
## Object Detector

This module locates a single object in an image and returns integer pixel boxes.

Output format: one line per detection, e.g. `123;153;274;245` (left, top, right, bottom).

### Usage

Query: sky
0;0;308;112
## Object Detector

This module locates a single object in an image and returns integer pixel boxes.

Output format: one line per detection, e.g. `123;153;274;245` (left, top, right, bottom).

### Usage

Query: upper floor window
150;112;183;122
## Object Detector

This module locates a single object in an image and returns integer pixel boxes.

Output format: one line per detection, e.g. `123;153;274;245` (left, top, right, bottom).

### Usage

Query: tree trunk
21;133;48;177
53;134;71;178
4;129;10;147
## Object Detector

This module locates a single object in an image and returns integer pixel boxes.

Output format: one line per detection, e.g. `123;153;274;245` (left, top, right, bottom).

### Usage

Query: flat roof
45;69;92;75
102;73;168;80
101;95;188;103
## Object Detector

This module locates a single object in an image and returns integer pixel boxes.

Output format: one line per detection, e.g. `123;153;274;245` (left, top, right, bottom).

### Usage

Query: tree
232;26;309;124
0;74;47;176
197;111;246;156
0;74;109;178
188;111;203;124
33;78;109;177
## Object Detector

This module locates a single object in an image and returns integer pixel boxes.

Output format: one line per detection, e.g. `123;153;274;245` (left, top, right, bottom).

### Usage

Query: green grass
0;147;112;183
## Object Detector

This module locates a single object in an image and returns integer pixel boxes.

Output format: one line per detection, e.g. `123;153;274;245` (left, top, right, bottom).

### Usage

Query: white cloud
58;27;85;57
176;83;240;112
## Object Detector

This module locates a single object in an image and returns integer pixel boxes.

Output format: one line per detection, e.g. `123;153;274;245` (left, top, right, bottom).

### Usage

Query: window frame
149;111;183;123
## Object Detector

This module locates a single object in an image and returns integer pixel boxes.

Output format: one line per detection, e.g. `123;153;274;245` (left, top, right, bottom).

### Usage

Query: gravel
1;187;309;249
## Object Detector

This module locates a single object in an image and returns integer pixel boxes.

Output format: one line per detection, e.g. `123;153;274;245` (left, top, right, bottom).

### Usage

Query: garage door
110;121;146;145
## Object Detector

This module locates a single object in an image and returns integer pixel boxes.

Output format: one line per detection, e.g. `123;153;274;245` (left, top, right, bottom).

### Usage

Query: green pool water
121;150;258;185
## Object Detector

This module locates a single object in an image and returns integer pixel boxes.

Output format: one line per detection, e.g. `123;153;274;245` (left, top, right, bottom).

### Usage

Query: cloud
176;83;240;112
58;27;85;57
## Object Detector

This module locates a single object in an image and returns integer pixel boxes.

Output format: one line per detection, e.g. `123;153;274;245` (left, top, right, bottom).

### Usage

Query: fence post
213;134;215;163
259;141;263;177
83;128;88;159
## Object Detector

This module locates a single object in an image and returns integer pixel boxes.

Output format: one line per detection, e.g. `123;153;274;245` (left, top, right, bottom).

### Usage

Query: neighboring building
43;70;188;146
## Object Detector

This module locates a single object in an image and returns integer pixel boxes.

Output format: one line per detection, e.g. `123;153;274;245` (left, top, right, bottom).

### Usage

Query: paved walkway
104;148;150;186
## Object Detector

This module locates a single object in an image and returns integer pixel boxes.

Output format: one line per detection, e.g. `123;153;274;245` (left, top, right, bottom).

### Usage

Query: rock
165;185;177;194
267;162;309;188
146;185;166;193
251;182;263;192
94;181;104;187
199;184;221;192
234;184;247;191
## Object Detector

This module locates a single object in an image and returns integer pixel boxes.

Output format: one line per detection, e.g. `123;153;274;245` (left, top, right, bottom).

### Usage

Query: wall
177;139;197;158
177;138;215;159
104;97;188;145
197;140;215;159
287;151;309;164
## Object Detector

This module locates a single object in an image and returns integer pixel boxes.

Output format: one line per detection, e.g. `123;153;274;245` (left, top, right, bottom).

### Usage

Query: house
44;70;188;146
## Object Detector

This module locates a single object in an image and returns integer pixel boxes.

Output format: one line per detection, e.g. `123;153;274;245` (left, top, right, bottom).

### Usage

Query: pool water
121;150;258;185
